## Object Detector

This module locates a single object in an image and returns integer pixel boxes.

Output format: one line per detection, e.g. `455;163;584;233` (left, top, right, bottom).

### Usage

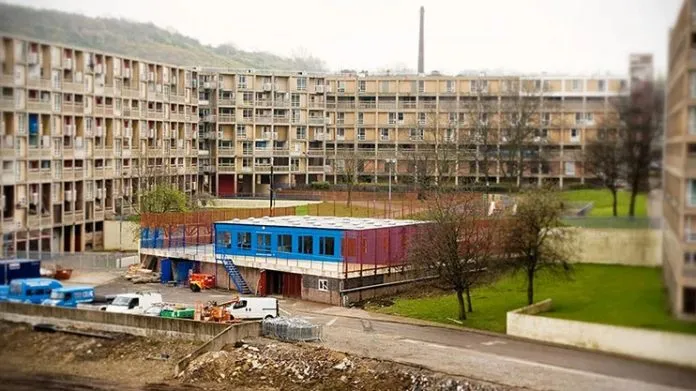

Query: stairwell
218;255;252;294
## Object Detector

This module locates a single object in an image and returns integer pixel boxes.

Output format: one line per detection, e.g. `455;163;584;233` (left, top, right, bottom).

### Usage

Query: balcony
26;77;52;90
254;164;272;171
273;115;289;124
218;97;235;106
256;115;273;124
123;88;139;98
256;99;272;107
63;82;84;93
275;100;291;108
171;94;185;104
148;110;164;120
307;148;324;156
218;114;235;123
0;95;14;110
308;117;325;125
218;147;235;157
273;148;290;156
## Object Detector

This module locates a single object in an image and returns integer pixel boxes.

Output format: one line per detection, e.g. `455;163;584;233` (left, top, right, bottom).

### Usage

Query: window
337;81;345;92
572;79;582;91
218;231;232;248
243;108;253;119
257;233;271;253
418;112;426;125
690;108;696;135
357;128;366;141
236;232;251;250
337;112;345;124
445;128;454;141
598;80;606;91
691;73;696;99
359;80;366;92
388;112;404;125
542;80;550;91
318;279;328;292
297;77;307;91
418;80;425;93
410;128;424;140
689;180;696;206
380;80;389;93
541;113;551;125
684;288;696;314
336;128;345;139
296;126;306;139
448;113;457;123
564;161;575;176
446;80;455;93
238;75;247;89
277;234;292;253
291;93;300;107
380;128;389;140
319;237;335;256
299;235;313;254
684;252;696;265
357;112;364;125
233;300;247;309
410;80;417;93
236;124;246;138
570;128;579;141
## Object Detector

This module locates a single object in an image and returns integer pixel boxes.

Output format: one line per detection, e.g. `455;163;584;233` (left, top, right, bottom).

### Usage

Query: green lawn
562;189;648;217
372;264;696;335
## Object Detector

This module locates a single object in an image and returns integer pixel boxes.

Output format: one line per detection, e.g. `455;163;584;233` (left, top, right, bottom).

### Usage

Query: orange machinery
188;273;216;292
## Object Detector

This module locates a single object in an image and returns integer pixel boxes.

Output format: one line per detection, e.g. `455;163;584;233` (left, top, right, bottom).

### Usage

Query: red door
258;270;267;296
282;273;302;298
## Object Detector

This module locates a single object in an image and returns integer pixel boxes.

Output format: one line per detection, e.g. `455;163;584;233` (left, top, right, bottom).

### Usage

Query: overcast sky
4;0;682;76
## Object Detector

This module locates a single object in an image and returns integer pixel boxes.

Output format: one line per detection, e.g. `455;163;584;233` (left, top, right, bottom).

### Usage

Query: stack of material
124;264;161;283
262;317;323;342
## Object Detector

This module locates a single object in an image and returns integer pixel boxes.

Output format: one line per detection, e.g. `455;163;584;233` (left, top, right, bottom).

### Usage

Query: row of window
348;79;613;93
218;231;337;257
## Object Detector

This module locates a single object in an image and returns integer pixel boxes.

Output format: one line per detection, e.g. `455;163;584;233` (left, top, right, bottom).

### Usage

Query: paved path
282;300;696;391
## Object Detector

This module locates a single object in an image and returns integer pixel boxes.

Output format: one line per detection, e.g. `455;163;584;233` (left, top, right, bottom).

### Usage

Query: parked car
42;286;95;308
104;292;163;314
6;278;63;304
226;297;278;320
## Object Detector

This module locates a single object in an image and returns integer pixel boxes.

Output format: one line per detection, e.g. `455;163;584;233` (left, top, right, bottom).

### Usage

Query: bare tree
503;188;574;305
332;151;363;208
406;105;462;197
616;80;664;217
584;128;623;216
461;77;498;189
408;192;503;320
498;80;559;188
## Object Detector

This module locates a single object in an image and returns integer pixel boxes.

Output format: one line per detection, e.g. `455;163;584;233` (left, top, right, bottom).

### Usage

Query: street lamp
386;159;396;217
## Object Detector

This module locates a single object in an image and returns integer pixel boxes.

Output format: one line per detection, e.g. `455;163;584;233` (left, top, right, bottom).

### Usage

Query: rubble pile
123;264;161;284
180;341;508;391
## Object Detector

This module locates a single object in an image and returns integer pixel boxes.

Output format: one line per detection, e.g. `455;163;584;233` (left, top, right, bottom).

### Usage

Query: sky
3;0;683;76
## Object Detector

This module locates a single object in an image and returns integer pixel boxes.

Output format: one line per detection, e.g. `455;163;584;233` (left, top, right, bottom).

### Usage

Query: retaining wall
0;302;230;341
104;220;140;251
507;299;696;369
574;228;660;266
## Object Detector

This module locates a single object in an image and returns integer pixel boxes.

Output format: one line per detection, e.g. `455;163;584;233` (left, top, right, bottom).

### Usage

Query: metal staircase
217;255;251;294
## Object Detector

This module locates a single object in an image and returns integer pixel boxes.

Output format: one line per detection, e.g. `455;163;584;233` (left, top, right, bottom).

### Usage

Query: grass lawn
562;189;647;217
372;264;696;335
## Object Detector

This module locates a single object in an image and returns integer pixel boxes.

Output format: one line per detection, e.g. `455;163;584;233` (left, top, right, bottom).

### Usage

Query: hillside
0;3;326;71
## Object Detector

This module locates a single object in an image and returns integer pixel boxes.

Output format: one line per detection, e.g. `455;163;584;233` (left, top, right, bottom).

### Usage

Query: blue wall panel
214;223;344;262
160;258;172;283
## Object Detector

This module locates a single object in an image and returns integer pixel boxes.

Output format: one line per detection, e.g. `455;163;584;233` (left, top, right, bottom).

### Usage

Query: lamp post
387;159;396;217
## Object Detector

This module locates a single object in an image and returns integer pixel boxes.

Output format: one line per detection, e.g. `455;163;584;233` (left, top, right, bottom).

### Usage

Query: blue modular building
211;216;423;304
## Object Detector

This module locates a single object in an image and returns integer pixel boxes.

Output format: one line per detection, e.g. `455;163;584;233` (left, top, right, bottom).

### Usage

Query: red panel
258;270;267;296
282;273;302;298
218;174;236;196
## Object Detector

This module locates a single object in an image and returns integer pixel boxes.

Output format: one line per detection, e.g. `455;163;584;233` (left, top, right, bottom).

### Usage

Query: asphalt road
282;302;696;391
93;280;696;391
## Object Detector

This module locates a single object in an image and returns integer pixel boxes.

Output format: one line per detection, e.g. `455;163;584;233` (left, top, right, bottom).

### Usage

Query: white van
105;292;163;315
227;297;278;320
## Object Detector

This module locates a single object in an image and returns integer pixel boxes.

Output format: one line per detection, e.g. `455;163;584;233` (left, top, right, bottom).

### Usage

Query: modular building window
277;234;292;253
218;231;232;248
319;237;335;256
318;279;328;292
237;232;251;250
299;235;313;254
257;233;271;253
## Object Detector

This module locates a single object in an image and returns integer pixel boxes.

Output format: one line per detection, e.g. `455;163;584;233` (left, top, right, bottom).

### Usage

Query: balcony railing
256;115;273;124
218;114;235;123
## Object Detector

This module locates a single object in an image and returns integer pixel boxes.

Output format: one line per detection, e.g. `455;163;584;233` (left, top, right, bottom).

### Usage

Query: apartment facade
200;71;626;195
663;0;696;319
1;33;628;255
0;34;200;256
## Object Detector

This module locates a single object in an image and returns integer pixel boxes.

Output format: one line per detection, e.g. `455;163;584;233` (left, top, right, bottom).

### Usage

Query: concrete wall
507;299;696;369
104;220;140;251
175;321;261;375
574;228;661;266
0;302;229;341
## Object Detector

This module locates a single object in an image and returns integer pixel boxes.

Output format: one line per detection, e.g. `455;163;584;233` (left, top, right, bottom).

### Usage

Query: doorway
264;270;302;298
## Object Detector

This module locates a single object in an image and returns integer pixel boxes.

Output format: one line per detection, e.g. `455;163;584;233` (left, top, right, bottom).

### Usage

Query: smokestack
418;6;424;74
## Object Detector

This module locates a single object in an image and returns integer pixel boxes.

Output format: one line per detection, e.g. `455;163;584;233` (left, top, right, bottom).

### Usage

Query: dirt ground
0;322;509;391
